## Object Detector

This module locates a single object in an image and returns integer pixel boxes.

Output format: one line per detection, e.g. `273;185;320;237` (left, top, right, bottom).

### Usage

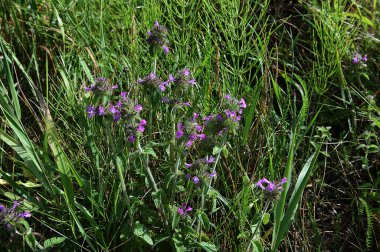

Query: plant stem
246;200;271;252
198;131;228;243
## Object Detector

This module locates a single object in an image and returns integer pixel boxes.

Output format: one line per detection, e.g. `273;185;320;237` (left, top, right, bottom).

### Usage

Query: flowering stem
198;131;228;243
170;110;176;163
137;140;158;192
208;132;228;192
246;201;271;252
137;139;171;236
105;124;133;227
115;157;134;228
153;56;157;75
170;156;181;209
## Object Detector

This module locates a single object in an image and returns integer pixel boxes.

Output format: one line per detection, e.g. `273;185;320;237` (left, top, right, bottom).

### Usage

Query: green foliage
0;0;379;251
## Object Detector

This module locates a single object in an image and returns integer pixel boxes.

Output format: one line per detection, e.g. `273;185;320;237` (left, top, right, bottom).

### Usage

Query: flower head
209;172;217;178
256;177;287;201
0;201;31;230
134;104;143;112
185;163;193;168
204;156;215;164
121;91;127;100
352;52;368;64
87;106;97;118
98;106;105;116
178;203;192;216
128;134;136;143
146;20;169;54
193;176;200;184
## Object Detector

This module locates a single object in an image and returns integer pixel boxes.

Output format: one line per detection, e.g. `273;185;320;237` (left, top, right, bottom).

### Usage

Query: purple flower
115;101;122;108
205;156;215;164
239;98;247;108
178;122;184;131
87;106;97;118
128;134;136;143
197;134;206;141
149;72;156;79
178;203;192;215
176;130;184;139
121;91;127;100
185;140;193;148
195;125;203;132
185;174;191;180
256;177;287;193
159;83;166;91
98;106;105;116
362;54;367;62
137;125;145;132
353;56;360;64
19;211;31;218
0;201;32;229
182;101;191;106
189;134;197;141
136;119;147;132
108;105;119;115
193;176;200;184
162;45;169;54
216;114;224;121
154;20;159;28
267;183;275;192
168;74;174;82
188;79;196;85
193;113;199;121
11;201;20;212
178;207;184;215
84;86;92;92
281;177;287;184
183;69;190;76
209;172;216;178
203;115;212;122
139;119;147;126
224;94;231;100
113;113;121;122
134;104;143;112
185;163;193;168
256;178;270;189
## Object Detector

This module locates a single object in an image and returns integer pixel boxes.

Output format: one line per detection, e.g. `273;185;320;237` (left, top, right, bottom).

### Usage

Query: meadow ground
0;0;379;251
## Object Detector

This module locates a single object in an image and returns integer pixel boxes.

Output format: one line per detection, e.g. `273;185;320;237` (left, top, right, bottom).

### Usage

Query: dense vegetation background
0;0;379;251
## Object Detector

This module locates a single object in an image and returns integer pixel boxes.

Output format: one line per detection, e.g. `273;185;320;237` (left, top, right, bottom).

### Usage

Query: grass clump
0;0;379;251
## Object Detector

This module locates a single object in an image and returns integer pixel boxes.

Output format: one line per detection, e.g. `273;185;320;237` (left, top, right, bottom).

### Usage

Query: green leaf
272;150;320;251
199;241;218;252
262;213;270;225
44;237;66;249
212;146;223;155
201;211;211;231
252;240;264;252
134;222;153;246
142;146;158;159
16;181;42;188
172;236;186;252
24;233;37;250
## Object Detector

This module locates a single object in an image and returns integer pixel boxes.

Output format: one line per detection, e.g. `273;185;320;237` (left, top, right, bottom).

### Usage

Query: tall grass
0;0;379;251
